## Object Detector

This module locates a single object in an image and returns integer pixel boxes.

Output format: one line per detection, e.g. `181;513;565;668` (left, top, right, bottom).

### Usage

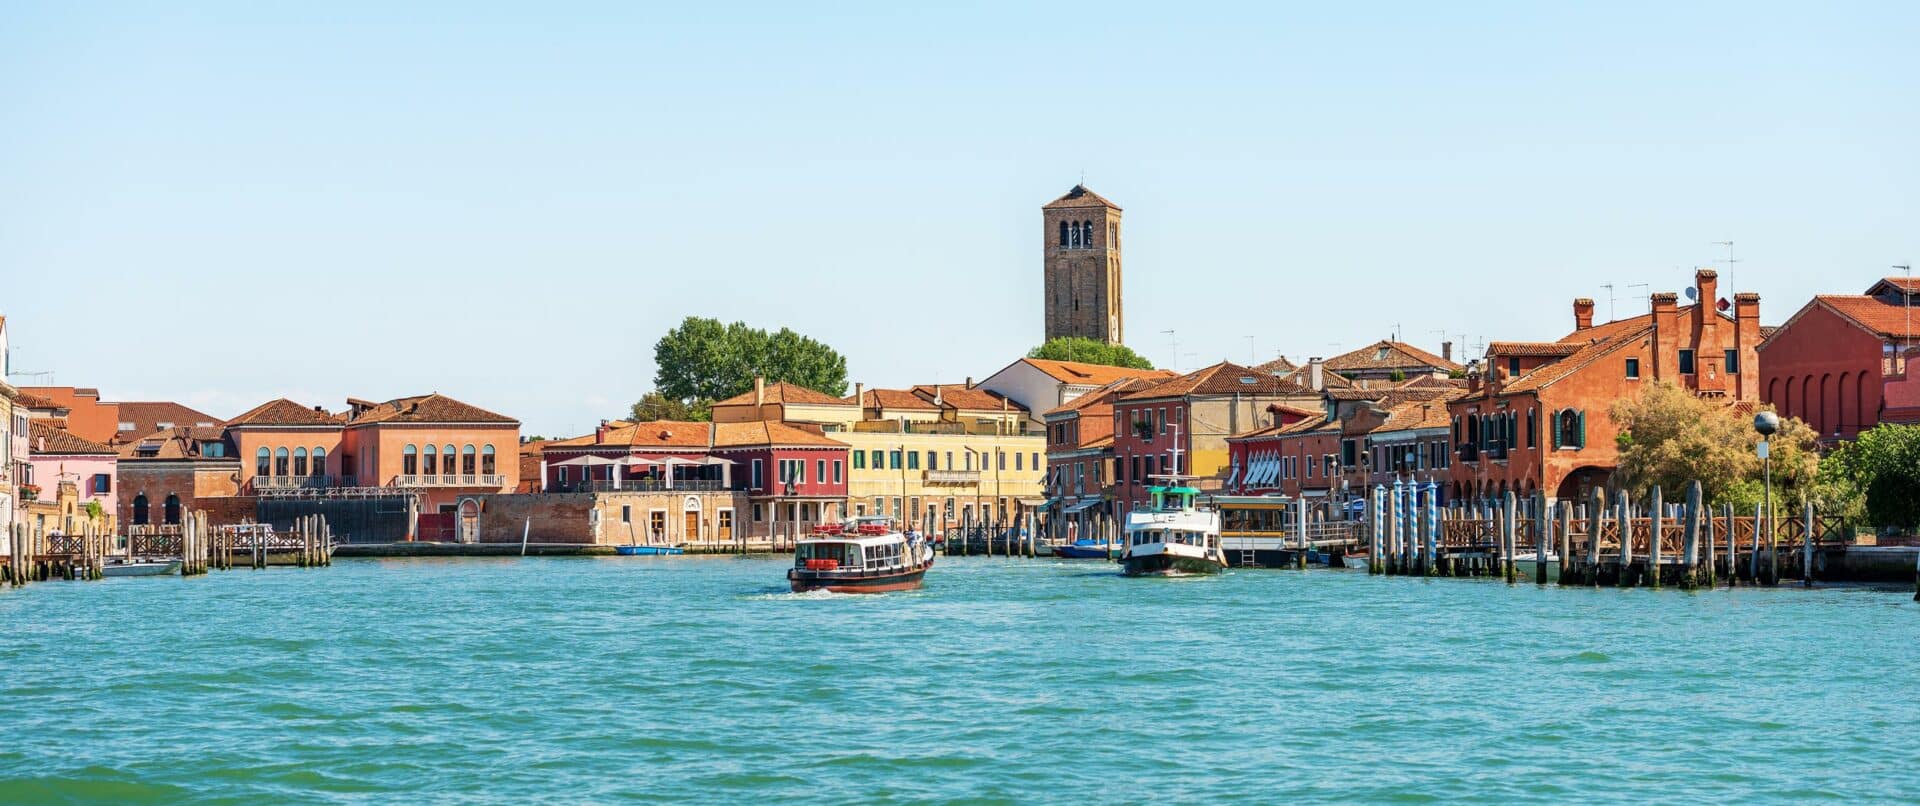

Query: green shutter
1575;410;1587;449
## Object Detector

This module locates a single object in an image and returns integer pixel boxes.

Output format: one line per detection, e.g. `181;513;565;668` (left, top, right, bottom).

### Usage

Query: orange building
339;394;520;513
225;398;346;493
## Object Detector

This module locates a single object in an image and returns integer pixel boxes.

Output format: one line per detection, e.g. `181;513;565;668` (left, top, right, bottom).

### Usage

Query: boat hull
1341;553;1370;570
1121;553;1224;577
1053;544;1113;559
787;563;930;594
102;560;181;577
615;545;685;556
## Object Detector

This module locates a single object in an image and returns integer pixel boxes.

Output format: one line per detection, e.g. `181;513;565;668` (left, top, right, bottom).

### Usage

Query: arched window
256;447;271;477
403;444;419;475
311;447;326;477
481;445;497;475
423;444;437;475
132;494;150;525
1058;220;1069;246
1082;221;1094;246
274;447;290;476
1556;409;1584;449
293;447;309;476
444;445;457;476
462;444;476;475
164;494;182;525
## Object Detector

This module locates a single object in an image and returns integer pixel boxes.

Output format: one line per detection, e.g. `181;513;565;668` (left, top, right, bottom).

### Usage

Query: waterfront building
1448;268;1761;503
224;398;346;494
837;384;1042;531
337;394;521;515
24;420;118;523
19;386;222;447
1759;276;1920;439
1225;381;1458;506
977;357;1177;422
115;426;241;527
1109;362;1318;513
1043;184;1124;345
1041;377;1154;540
1322;340;1462;384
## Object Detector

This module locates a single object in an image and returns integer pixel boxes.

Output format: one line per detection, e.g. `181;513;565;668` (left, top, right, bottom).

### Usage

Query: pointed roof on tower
1042;184;1122;211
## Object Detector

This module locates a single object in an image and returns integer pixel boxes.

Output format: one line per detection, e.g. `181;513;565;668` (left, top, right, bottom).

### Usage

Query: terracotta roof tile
1495;326;1650;396
712;420;847;448
854;388;941;411
347;394;517;426
1252;356;1297;374
113;402;223;441
545;420;712;449
1323;341;1464;373
1121;362;1312;401
1816;296;1920;339
1041;184;1122;211
911;384;1026;412
227;398;339;427
1487;341;1582;358
117;426;231;460
713;382;851;407
13;391;63;410
28;420;115;455
1018;358;1178;387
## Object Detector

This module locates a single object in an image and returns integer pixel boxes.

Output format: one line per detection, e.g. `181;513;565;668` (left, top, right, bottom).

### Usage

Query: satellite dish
1684;286;1698;301
1717;298;1732;312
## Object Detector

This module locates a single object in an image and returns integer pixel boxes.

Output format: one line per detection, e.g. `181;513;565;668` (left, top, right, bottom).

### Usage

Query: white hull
103;560;181;577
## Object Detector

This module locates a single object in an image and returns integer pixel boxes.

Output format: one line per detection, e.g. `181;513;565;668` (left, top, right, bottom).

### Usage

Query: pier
3;512;334;587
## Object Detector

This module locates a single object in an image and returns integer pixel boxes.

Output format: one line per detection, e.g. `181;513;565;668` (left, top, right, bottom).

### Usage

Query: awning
551;455;621;467
1063;500;1103;515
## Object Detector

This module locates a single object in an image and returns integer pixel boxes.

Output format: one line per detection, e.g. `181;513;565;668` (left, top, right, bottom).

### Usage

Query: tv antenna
1899;263;1914;361
1161;329;1178;372
1713;241;1737;302
1246;336;1256;364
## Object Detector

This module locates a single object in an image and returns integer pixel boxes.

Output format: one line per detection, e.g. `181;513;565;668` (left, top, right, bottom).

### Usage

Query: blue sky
3;2;1914;437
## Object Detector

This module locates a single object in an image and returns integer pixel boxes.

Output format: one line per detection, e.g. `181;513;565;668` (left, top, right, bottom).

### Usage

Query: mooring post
1424;483;1440;577
1533;492;1550;585
1555;500;1572;585
1369;485;1384;575
1801;501;1815;587
1587;488;1605;586
1682;481;1702;589
1648;486;1664;588
1750;501;1763;584
1615;490;1633;587
1500;491;1517;583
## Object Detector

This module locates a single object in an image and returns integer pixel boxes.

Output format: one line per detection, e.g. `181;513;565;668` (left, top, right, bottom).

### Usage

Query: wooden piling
1533;492;1550;585
1801;501;1814;587
1648;486;1664;589
1615;490;1633;587
1556;500;1572;585
1501;491;1517;583
1750;501;1763;584
1586;487;1605;586
1681;481;1701;589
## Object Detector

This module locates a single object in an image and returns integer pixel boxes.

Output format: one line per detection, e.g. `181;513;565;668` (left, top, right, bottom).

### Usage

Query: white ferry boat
788;516;935;594
1121;478;1225;577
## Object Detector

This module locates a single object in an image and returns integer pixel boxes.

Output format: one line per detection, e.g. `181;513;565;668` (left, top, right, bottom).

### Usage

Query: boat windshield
795;541;863;568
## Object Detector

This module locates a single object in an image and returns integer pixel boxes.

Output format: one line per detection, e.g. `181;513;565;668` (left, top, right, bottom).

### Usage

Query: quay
3;511;334;586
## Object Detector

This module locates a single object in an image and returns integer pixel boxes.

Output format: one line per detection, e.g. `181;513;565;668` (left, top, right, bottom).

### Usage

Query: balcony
253;475;335;491
394;474;507;488
924;469;981;485
556;479;731;493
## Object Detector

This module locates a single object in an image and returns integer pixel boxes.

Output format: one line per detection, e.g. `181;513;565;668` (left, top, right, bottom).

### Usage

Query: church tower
1042;185;1123;345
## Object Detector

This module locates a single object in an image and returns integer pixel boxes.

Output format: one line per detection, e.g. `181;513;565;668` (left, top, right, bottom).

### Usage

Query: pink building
26;420;119;518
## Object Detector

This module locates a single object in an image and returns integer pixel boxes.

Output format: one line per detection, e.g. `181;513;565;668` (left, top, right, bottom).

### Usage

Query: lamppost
1754;411;1779;584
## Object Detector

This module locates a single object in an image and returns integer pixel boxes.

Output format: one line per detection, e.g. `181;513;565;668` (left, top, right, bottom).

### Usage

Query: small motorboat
103;559;182;577
1511;551;1560;579
788;517;934;593
1340;551;1370;570
614;545;685;556
1052;538;1115;559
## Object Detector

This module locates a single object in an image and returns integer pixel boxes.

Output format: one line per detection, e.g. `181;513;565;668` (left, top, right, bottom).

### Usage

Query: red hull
787;562;931;594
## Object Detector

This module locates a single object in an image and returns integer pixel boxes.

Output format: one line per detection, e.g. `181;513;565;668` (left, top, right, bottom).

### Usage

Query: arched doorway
132;494;150;525
457;498;480;544
683;495;702;543
163;494;182;525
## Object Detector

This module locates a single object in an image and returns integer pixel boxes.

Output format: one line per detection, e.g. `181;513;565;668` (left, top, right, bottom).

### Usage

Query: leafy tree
653;317;849;403
1820;424;1920;530
1610;382;1818;509
630;391;711;422
1027;337;1154;369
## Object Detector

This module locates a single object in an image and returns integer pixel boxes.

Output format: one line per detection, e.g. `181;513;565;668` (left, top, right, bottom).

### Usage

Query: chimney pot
1441;341;1453;361
753;375;766;408
1573;298;1596;331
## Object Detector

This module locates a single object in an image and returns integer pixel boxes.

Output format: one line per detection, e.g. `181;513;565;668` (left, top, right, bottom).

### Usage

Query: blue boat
615;545;685;556
1052;538;1115;559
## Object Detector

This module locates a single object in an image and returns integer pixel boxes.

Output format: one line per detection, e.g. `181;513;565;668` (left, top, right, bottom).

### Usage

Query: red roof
347;394;516;426
227;398;339;427
28;420;115;455
1324;341;1463;374
910;384;1025;412
1121;362;1312;401
713;382;851;407
112;402;223;443
1487;341;1581;358
1815;295;1920;339
1015;358;1178;387
853;388;941;411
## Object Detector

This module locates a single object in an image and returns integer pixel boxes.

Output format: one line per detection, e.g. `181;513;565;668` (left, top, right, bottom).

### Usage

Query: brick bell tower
1042;185;1123;345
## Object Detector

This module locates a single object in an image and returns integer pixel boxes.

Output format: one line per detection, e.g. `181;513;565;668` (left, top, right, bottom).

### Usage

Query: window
481;445;495;475
1508;356;1521;376
402;444;418;475
817;459;826;485
1526;410;1536;448
927;451;937;470
753;504;764;522
751;459;764;490
463;445;477;474
907;451;920;470
132;494;149;525
1158;408;1168;435
257;447;272;477
946;452;954;471
1678;349;1696;374
964;452;973;471
558;466;570;484
444;445;457;474
1015;452;1023;471
853;451;866;470
423;444;437;475
164;494;182;525
1625;358;1640;379
92;473;111;494
1725;349;1739;374
1555;409;1586;449
889;450;903;470
869;449;883;468
1031;453;1039;471
833;460;842;484
274;447;290;476
293;448;309;476
998;451;1006;471
313;447;327;476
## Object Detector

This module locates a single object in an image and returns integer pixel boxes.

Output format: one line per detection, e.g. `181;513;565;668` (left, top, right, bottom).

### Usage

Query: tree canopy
1027;337;1154;370
653;317;849;404
630;391;711;423
1819;424;1920;530
1610;382;1820;510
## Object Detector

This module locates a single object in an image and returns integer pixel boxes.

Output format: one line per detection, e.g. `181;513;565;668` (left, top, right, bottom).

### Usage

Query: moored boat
1511;551;1560;579
788;517;934;594
1053;538;1115;559
614;545;685;556
1341;551;1370;570
1121;477;1225;577
102;559;182;577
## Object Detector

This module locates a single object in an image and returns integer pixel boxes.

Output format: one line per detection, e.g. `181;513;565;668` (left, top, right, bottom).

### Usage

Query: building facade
1042;185;1124;344
1109;362;1319;513
1759;277;1920;439
24;420;118;522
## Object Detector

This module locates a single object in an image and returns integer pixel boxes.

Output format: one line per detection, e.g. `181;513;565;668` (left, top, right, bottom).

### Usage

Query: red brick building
1449;269;1762;503
1759;277;1920;439
1041;377;1152;539
115;426;240;527
1226;386;1457;506
1109;362;1318;513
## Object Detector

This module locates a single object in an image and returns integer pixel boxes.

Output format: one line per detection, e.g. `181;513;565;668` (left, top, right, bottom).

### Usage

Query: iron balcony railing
924;469;981;485
557;479;731;493
394;474;507;488
252;475;334;490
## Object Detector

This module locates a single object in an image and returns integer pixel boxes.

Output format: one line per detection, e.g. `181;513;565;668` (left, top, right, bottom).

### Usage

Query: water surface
1;556;1912;802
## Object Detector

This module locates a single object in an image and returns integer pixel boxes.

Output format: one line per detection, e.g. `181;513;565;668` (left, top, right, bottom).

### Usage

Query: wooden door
684;511;700;543
718;510;733;541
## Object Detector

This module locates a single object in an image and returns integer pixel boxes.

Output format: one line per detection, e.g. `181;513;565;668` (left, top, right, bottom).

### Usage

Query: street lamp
1754;411;1779;584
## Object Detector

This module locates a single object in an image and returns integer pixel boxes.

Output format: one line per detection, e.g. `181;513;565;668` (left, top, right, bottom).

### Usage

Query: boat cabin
795;535;909;571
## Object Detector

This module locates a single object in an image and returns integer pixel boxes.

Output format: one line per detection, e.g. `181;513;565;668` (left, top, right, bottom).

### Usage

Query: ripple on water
1;556;1916;803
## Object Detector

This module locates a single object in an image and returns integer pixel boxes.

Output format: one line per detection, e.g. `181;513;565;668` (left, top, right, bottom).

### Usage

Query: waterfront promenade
0;555;1914;803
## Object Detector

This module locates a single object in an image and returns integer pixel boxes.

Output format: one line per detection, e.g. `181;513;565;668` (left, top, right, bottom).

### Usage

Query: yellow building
711;377;1045;528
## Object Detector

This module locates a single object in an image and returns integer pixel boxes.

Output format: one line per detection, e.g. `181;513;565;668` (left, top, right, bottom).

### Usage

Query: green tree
1820;424;1920;530
630;391;711;422
1027;337;1154;370
653;316;848;403
1610;382;1819;509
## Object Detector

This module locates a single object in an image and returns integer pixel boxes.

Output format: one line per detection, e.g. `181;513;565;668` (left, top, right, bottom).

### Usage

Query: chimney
1308;357;1324;391
1466;360;1484;394
595;419;608;444
965;376;974;388
1696;268;1720;311
1441;341;1453;362
1651;291;1678;318
753;375;765;407
853;382;865;408
1573;298;1595;331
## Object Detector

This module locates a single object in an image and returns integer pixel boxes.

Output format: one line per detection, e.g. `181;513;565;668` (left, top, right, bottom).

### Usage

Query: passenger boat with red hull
788;517;935;594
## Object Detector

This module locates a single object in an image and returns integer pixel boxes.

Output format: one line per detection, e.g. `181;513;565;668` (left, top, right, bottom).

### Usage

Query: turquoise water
1;556;1914;803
